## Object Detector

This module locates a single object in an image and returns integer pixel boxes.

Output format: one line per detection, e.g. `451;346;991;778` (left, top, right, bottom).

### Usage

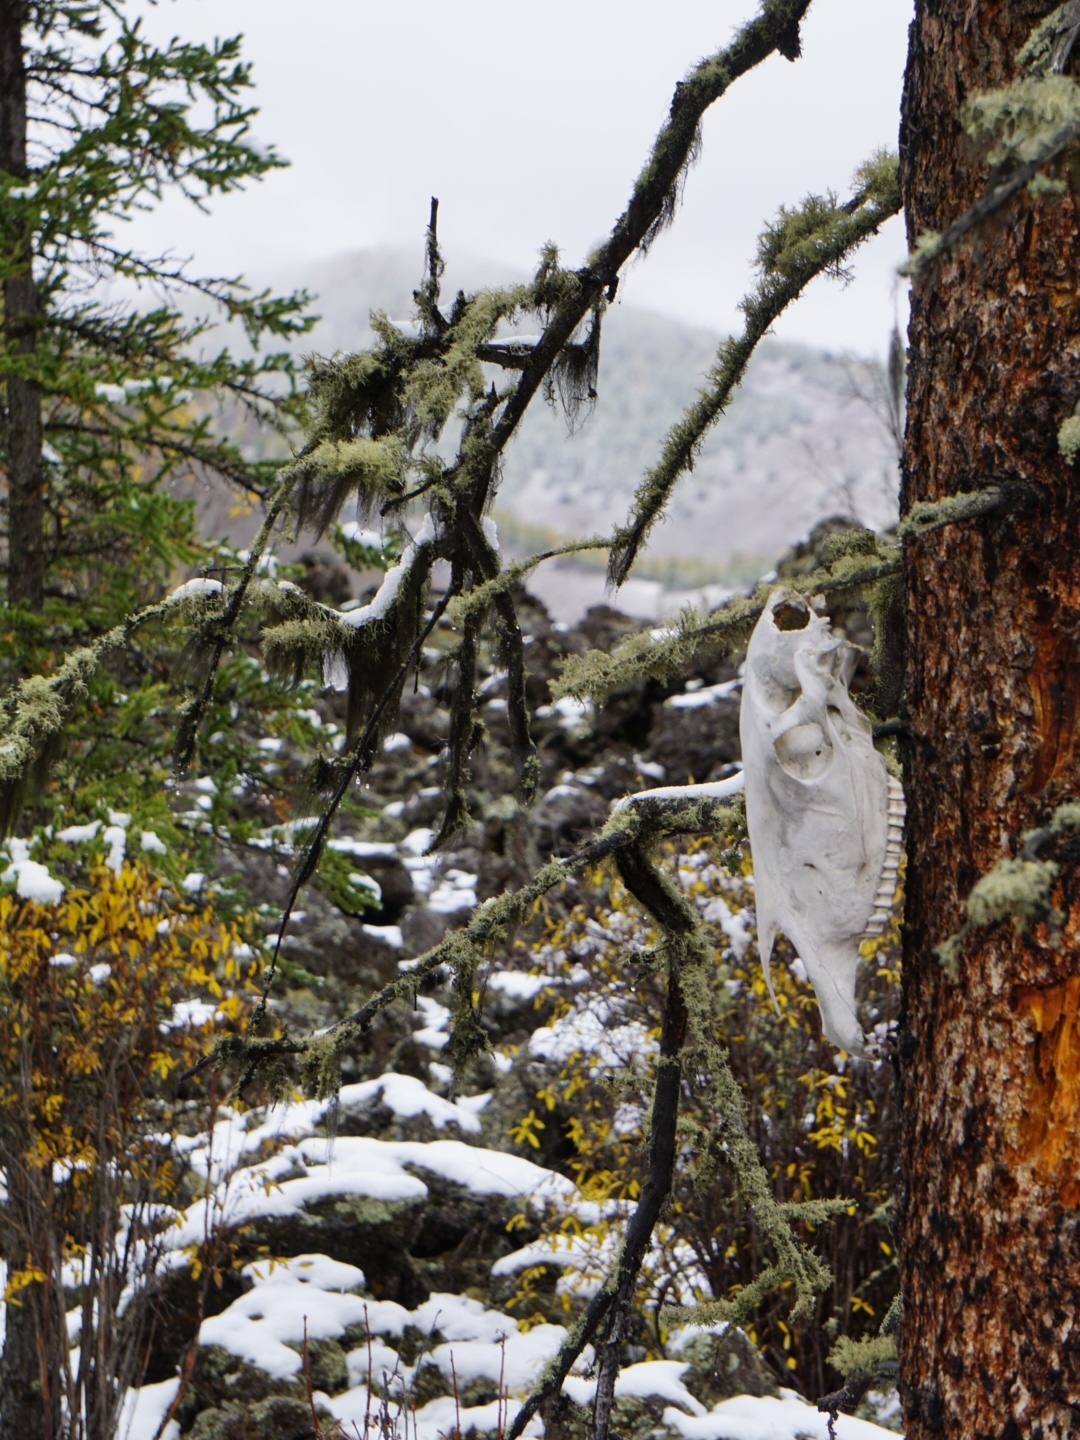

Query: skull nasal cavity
774;601;810;631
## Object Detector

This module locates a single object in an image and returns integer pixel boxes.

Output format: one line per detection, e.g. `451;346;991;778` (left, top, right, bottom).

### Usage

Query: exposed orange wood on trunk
1028;620;1080;793
1013;976;1080;1206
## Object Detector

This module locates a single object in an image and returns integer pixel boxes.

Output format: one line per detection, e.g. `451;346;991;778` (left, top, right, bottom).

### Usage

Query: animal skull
740;588;904;1053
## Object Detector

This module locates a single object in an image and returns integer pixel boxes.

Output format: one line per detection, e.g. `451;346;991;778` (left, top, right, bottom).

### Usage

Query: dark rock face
248;1193;430;1307
177;1348;294;1429
645;697;741;787
188;1394;324;1440
678;1331;779;1404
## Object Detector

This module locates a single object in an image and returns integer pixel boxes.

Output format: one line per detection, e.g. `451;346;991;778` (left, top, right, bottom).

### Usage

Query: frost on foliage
740;588;903;1053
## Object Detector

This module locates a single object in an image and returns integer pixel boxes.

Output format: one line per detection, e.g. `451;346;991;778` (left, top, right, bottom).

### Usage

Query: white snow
116;1376;180;1440
426;1323;566;1391
140;830;167;855
110;1073;902;1440
413;995;450;1048
56;820;102;843
563;1360;706;1416
173;1111;572;1245
182;872;206;894
666;679;742;710
336;1073;482;1133
167;577;223;603
335;515;437;645
339;522;385;550
350;871;383;902
698;895;753;961
331;838;398;858
1;839;64;904
492;1233;597;1278
429;868;478;915
162;999;221;1031
661;1387;895;1440
363;923;404;948
487;970;550;1001
199;1254;370;1378
613;772;745;812
528;1003;655;1074
102;824;127;874
291;1135;568;1206
344;1335;402;1386
635;756;667;780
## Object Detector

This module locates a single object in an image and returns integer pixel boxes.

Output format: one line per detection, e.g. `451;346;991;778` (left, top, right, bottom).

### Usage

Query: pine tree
0;0;310;627
0;5;312;1435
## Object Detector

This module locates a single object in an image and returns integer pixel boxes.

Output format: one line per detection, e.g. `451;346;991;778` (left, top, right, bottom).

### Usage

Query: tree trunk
899;4;1080;1436
0;0;44;611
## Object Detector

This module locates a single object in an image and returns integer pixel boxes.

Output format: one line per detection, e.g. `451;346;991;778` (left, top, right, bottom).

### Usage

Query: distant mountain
296;248;901;574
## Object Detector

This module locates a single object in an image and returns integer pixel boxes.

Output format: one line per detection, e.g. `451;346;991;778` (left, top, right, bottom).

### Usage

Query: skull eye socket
773;601;810;631
774;722;832;780
759;679;800;713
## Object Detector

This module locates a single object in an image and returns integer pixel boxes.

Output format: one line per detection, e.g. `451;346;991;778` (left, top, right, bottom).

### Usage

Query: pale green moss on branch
962;75;1080;167
557;549;899;705
898;484;1020;538
1058;414;1080;462
607;153;900;585
446;534;613;623
0;599;173;836
828;1333;899;1379
937;802;1080;976
905;70;1080;276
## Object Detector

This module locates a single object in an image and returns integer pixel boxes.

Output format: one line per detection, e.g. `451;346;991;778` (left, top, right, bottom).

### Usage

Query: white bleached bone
740;587;904;1053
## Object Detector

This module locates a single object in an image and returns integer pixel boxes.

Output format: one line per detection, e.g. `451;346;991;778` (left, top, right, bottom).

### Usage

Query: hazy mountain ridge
297;248;901;570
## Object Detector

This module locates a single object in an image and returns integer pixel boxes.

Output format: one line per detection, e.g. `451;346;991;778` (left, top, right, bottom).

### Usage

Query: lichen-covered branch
557;544;900;707
897;480;1035;538
0;598;171;836
903;52;1080;277
607;153;901;585
591;841;694;1440
173;466;298;770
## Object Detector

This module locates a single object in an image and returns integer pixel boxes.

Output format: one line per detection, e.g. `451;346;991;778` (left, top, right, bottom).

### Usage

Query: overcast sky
131;0;915;356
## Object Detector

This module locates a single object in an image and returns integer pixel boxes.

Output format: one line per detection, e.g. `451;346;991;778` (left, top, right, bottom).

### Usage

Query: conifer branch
173;467;297;772
446;536;613;622
608;154;901;585
902;117;1080;277
253;586;455;1031
0;598;172;837
591;842;692;1440
483;0;817;472
556;551;900;706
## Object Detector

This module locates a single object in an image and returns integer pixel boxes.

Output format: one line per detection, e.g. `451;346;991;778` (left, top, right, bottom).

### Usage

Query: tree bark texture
900;4;1080;1436
0;0;45;611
